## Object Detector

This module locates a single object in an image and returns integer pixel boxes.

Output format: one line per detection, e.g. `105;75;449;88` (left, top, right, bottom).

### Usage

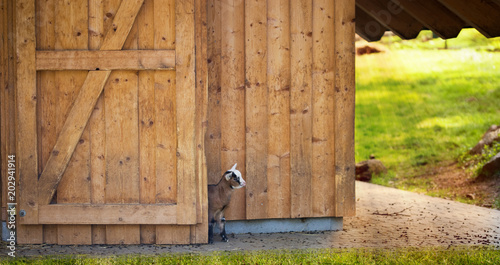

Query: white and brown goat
208;163;246;243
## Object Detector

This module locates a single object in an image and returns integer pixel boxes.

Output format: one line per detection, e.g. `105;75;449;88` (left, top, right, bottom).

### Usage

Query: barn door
15;0;208;244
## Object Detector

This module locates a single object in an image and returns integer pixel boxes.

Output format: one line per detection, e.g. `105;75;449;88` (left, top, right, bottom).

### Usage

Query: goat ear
230;163;237;171
224;171;232;181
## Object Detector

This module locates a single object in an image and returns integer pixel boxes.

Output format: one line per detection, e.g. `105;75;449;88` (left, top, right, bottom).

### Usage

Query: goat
208;163;246;243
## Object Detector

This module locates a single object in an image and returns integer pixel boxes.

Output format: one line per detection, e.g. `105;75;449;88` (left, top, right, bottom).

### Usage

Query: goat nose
241;180;246;187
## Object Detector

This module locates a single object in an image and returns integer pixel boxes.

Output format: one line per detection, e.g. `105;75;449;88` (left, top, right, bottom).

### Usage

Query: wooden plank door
15;0;207;245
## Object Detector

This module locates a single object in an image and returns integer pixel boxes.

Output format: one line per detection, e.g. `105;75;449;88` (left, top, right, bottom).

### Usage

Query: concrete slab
223;217;343;234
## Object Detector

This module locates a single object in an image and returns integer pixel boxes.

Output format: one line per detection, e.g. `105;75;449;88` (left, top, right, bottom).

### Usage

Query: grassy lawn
355;29;500;192
2;247;499;264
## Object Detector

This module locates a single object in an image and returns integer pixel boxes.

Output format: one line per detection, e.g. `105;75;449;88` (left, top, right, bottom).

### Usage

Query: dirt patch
356;45;383;56
415;162;500;208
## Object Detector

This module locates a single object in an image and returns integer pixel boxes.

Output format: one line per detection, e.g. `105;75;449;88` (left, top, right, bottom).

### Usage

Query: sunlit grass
355;30;500;186
380;28;500;51
2;247;499;264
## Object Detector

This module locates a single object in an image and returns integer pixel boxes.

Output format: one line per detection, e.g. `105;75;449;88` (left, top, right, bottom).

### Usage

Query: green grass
2;247;500;264
378;29;500;51
355;29;500;188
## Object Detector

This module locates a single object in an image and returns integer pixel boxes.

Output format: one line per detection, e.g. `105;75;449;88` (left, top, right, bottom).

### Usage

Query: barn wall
2;0;208;245
2;0;355;245
206;0;356;220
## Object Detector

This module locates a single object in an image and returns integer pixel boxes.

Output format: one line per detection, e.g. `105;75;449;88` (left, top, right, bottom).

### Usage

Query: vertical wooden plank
156;225;191;244
206;0;222;184
57;225;93;245
138;70;157;245
54;0;92;245
193;0;208;243
102;0;143;245
220;0;246;221
267;0;291;219
105;225;141;244
16;0;43;243
36;0;58;244
311;0;335;217
334;0;356;217
290;0;313;218
154;0;176;205
6;0;16;188
137;0;156;244
89;0;107;245
89;0;105;50
245;0;268;220
154;0;181;242
175;0;197;224
0;0;7;222
88;0;107;245
3;0;16;226
105;71;140;244
154;0;176;49
93;0;121;243
154;71;177;204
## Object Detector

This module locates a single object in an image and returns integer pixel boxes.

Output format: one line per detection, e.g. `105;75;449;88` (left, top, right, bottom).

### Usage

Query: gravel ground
9;181;500;257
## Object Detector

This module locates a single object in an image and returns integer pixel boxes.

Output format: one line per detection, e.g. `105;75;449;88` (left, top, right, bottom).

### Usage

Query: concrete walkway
13;181;500;256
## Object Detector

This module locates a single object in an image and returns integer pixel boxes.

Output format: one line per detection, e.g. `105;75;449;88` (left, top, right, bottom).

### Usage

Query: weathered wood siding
1;0;208;245
207;0;356;220
1;0;355;245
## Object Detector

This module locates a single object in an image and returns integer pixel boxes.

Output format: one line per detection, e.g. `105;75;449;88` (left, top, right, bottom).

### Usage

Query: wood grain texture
15;0;41;241
334;0;356;217
39;204;177;224
37;0;144;206
154;0;177;206
156;225;191;244
57;225;92;245
194;0;209;242
244;0;268;220
104;71;140;244
100;0;146;50
37;71;111;206
100;0;122;246
0;0;6;222
220;0;246;221
106;225;141;244
88;0;107;245
136;0;156;244
175;0;198;225
33;0;143;244
35;0;57;244
154;71;177;204
266;0;291;219
36;50;175;70
311;0;335;217
206;0;222;184
53;0;92;245
104;72;139;204
290;0;313;218
138;69;157;243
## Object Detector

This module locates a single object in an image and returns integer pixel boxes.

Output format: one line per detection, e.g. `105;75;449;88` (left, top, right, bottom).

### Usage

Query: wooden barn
1;0;499;245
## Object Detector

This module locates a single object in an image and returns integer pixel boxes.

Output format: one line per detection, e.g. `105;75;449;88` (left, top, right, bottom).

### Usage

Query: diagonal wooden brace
37;71;110;205
37;0;145;207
